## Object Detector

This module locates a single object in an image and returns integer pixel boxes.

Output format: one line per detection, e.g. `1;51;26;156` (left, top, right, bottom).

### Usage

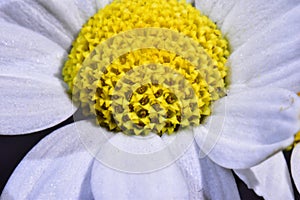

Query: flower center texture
62;0;230;136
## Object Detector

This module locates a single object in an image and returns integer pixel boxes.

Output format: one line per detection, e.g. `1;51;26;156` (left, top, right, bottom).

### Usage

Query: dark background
0;116;299;199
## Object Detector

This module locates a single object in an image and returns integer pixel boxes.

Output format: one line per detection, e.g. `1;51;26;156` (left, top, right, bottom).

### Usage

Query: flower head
63;0;230;136
0;0;300;199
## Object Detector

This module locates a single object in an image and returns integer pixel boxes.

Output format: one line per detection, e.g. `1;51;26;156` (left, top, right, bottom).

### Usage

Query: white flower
0;0;300;199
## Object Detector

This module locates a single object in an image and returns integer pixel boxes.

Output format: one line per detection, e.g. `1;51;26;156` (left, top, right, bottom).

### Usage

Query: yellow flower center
62;0;230;136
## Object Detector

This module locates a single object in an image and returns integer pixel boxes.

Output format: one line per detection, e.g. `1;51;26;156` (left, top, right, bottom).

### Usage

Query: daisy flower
1;0;300;199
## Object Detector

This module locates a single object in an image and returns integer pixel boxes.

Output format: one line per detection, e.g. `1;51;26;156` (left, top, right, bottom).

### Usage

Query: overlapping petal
37;0;97;35
195;0;237;26
0;21;74;135
228;5;300;93
90;132;190;199
194;87;300;169
200;157;240;200
167;138;240;199
0;121;100;199
0;21;65;79
235;152;294;199
0;75;73;135
91;135;241;200
221;0;298;49
2;120;242;200
0;0;98;48
174;141;204;199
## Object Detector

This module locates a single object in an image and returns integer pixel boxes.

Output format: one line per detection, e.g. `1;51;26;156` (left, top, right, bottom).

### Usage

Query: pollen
62;0;230;136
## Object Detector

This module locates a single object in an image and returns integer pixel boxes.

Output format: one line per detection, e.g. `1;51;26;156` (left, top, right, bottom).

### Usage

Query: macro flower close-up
0;0;300;199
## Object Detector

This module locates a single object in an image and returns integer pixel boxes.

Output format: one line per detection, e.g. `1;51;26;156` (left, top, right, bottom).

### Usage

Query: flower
0;0;300;199
63;0;230;136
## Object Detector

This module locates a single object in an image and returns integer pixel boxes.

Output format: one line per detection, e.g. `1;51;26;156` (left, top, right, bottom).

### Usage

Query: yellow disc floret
62;0;230;136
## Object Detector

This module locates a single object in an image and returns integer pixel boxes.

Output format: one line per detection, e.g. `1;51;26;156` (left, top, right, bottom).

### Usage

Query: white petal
174;140;240;200
37;0;97;33
195;0;215;16
235;152;294;199
91;133;189;200
0;21;75;135
0;121;101;199
0;75;73;135
292;144;300;192
95;0;112;9
228;5;300;93
195;0;237;26
194;87;300;169
200;157;240;200
0;21;66;80
222;0;299;49
174;140;205;199
0;0;97;48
